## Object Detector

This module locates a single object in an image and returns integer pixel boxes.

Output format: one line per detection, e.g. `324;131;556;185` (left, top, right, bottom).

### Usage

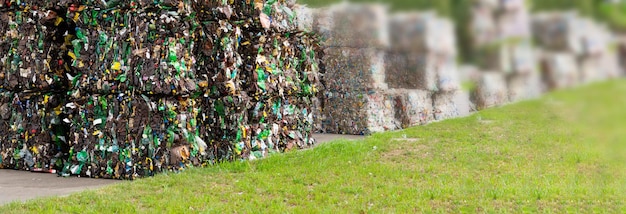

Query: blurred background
310;0;625;134
298;0;626;64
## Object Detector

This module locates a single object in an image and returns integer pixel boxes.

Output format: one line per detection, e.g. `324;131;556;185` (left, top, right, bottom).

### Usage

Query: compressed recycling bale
198;93;251;162
193;0;305;33
392;89;433;128
469;0;532;50
496;3;531;40
242;32;323;98
5;0;189;10
245;96;316;158
539;52;579;90
388;12;456;55
61;94;204;179
314;3;389;48
472;72;508;110
67;7;198;96
433;90;471;121
506;72;542;102
476;41;537;74
198;93;316;161
319;90;398;135
532;12;584;53
194;21;323;99
0;92;67;172
322;47;386;92
191;1;322;163
579;52;621;84
469;3;499;47
385;52;460;92
0;7;73;92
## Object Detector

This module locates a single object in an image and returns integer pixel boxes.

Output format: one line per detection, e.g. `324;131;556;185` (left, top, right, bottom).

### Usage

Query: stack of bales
0;0;322;179
193;1;323;162
468;0;540;109
0;2;71;172
386;12;466;126
59;1;202;179
314;3;398;135
533;12;621;90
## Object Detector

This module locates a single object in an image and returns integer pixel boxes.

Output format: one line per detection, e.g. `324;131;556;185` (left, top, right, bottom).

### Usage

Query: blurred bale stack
386;12;467;124
467;0;541;109
533;11;621;90
314;3;398;135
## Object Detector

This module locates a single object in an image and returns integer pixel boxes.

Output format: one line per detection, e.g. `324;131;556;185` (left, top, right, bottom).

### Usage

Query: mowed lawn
2;80;626;213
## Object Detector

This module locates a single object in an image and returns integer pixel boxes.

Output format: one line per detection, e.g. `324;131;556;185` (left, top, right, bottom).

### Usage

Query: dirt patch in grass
381;143;433;163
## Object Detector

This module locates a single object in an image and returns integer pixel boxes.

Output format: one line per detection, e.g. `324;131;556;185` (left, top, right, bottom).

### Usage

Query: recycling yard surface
0;134;363;205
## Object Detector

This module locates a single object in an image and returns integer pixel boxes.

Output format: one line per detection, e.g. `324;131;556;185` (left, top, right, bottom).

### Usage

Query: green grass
2;80;626;213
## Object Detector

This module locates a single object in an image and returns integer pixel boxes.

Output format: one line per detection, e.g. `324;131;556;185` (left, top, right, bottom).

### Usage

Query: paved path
0;170;119;205
0;134;364;205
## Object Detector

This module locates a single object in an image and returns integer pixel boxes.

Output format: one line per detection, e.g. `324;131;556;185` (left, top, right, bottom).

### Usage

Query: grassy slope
2;80;626;213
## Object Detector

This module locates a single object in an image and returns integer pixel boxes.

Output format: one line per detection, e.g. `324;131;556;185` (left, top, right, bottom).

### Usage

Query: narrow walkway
0;134;364;205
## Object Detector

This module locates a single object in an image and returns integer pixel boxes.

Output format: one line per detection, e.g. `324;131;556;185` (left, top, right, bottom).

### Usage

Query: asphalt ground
0;134;364;205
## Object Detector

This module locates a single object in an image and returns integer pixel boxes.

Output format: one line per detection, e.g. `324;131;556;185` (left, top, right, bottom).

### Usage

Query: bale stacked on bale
533;12;622;89
386;12;465;122
193;0;322;160
386;13;459;92
467;0;540;108
51;1;204;179
0;2;75;172
0;0;322;179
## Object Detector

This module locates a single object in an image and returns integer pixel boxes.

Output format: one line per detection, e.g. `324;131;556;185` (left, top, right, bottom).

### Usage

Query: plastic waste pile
0;0;323;179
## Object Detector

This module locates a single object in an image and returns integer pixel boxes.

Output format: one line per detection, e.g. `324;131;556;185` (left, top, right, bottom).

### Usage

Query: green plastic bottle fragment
77;151;89;163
